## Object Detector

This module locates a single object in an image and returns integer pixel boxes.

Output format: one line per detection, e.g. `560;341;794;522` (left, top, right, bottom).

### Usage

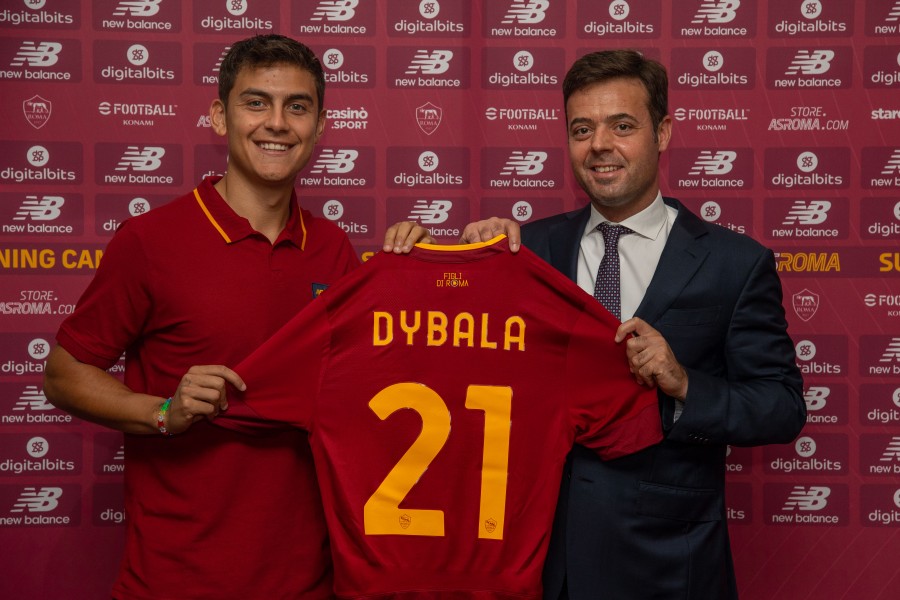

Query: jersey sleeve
55;220;151;369
566;301;663;460
222;293;331;433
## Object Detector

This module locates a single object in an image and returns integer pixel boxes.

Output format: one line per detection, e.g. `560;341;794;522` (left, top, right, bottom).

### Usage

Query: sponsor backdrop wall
1;1;898;598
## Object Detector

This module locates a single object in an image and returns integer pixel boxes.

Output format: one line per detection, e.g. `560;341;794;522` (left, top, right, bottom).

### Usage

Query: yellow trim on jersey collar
194;188;231;243
415;234;506;251
193;187;308;249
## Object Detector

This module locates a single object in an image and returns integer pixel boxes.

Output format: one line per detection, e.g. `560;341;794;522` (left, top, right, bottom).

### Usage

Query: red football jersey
228;235;661;599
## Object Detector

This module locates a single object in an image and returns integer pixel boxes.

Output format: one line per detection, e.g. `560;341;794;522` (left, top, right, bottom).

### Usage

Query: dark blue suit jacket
524;199;806;600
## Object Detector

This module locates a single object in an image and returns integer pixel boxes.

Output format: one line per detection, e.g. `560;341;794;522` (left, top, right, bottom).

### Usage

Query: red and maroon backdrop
1;1;899;598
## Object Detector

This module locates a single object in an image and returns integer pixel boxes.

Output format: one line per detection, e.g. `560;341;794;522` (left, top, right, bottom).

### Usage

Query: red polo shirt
57;176;359;599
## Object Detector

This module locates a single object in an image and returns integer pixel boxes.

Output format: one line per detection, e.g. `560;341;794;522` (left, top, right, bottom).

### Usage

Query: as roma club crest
24;95;51;130
792;288;820;322
416;102;442;136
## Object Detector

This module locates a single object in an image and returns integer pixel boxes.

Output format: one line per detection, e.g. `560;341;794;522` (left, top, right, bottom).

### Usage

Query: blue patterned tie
593;222;632;320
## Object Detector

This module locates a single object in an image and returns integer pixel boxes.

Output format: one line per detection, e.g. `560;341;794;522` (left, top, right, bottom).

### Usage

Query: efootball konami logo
311;0;358;21
691;1;740;24
502;0;549;24
112;0;163;17
310;149;358;174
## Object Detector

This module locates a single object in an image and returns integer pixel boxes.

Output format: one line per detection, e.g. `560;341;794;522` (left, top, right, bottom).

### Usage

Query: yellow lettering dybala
372;310;526;351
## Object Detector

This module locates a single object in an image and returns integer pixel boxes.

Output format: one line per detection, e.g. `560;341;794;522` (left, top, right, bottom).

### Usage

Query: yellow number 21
364;383;512;540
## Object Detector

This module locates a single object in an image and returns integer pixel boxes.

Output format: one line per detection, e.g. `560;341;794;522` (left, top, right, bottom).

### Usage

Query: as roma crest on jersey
24;95;51;130
792;288;820;322
416;102;442;135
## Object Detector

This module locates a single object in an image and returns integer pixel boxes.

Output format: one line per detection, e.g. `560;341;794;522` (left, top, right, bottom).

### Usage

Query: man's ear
210;99;227;136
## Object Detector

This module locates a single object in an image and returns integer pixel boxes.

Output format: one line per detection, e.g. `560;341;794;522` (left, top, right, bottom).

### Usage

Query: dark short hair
563;50;668;136
217;35;325;110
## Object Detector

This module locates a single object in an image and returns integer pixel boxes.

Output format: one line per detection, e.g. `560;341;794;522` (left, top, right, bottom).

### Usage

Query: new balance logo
691;1;740;24
881;149;900;175
783;486;830;511
879;436;900;461
13;386;53;411
689;151;736;175
13;196;64;221
879;338;900;363
11;42;62;68
311;149;358;174
786;50;834;76
783;200;830;225
115;147;165;172
113;0;163;17
311;0;358;21
888;1;900;21
407;200;452;224
502;0;550;24
501;151;547;176
803;386;829;411
11;488;63;513
406;50;454;75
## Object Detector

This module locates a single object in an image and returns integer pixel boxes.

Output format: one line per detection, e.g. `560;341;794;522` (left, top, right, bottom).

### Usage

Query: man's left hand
616;317;689;401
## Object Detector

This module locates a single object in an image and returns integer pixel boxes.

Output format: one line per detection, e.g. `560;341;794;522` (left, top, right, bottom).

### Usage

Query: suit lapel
634;199;710;324
548;205;591;280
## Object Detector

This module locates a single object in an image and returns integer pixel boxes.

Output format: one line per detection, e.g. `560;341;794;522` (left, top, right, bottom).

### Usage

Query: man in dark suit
461;50;806;599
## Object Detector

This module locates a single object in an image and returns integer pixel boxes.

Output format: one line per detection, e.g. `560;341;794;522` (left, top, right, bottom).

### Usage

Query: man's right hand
459;218;521;252
165;365;246;434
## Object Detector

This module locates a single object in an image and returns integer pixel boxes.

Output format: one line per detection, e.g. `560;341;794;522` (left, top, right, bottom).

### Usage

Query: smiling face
210;62;325;190
566;77;672;222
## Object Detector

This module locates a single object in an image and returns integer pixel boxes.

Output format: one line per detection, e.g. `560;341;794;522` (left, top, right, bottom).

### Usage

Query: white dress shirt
577;194;683;419
576;193;677;321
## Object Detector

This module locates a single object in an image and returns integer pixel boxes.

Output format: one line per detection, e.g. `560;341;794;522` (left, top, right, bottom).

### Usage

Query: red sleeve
56;220;151;368
566;301;663;460
222;294;331;433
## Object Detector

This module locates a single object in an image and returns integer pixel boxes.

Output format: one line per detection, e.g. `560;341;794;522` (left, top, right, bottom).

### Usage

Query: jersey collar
193;176;308;249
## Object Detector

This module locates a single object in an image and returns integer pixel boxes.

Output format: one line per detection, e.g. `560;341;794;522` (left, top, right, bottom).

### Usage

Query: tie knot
597;222;631;249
